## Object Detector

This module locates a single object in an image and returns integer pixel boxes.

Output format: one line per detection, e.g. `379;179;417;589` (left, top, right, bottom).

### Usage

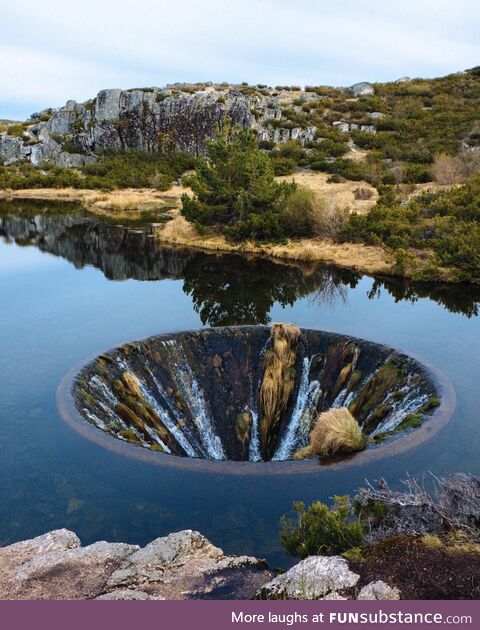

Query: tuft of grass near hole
309;407;367;456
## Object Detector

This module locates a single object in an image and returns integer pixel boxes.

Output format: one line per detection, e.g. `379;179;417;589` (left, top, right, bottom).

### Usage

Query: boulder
257;556;360;600
0;529;271;600
106;529;271;600
0;135;24;165
358;580;400;600
348;82;375;97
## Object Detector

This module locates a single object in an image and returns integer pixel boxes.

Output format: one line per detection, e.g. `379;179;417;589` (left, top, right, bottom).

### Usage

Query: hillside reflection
1;201;479;325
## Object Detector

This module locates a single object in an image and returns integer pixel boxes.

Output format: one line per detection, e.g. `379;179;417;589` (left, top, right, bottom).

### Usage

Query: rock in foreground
0;529;271;600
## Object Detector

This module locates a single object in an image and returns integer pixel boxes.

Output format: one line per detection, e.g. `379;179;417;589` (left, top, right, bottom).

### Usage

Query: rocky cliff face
0;83;318;167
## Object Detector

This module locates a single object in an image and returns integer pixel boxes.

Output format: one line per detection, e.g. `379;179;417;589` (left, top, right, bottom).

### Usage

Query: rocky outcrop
0;527;404;601
0;529;271;600
256;557;401;601
0;84;318;167
348;82;375;97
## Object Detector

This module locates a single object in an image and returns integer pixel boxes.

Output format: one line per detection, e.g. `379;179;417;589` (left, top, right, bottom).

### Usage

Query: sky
1;0;480;120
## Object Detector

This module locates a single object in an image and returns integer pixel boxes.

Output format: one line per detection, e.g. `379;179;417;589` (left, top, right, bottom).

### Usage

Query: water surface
1;203;479;565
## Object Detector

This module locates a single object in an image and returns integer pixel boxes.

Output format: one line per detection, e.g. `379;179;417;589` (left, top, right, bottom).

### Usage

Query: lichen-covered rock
348;82;375;97
0;134;24;165
0;529;271;600
3;84;321;168
8;542;138;600
106;529;271;600
257;556;360;600
357;580;400;600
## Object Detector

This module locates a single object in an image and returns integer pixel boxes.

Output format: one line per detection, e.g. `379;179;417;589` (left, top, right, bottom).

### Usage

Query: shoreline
1;184;396;276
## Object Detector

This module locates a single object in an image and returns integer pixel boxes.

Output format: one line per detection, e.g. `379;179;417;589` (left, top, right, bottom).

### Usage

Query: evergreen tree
181;126;295;240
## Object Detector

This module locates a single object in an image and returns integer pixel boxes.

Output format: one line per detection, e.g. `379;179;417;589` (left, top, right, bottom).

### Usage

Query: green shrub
0;150;194;191
181;126;295;241
280;496;364;558
6;124;26;137
341;176;480;283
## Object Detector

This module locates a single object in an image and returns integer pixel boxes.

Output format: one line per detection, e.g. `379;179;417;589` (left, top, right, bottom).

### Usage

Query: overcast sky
1;0;480;120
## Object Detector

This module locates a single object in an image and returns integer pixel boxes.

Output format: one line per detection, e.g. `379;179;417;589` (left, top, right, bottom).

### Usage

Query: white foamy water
157;340;226;460
272;357;321;461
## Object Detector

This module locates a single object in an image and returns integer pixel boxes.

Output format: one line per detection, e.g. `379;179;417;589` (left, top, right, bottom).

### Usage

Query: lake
1;202;479;566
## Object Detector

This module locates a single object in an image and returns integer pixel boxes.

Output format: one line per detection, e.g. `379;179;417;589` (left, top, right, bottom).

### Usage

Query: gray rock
257;556;360;600
358;580;400;600
0;135;24;165
369;112;385;120
348;82;375;97
4;541;139;600
47;109;77;135
332;121;350;133
95;589;159;600
95;89;123;122
0;529;271;600
106;529;271;600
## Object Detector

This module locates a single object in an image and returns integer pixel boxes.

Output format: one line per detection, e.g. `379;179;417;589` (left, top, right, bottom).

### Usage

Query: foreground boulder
0;529;271;600
256;556;360;600
256;556;400;601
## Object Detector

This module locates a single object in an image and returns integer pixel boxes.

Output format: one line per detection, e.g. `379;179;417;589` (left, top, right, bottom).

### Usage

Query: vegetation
306;407;367;457
260;323;300;457
0;151;194;191
181;127;297;240
342;177;480;283
279;496;364;558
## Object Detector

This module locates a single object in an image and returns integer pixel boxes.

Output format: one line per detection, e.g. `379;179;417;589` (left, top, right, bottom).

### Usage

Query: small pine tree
181;125;295;240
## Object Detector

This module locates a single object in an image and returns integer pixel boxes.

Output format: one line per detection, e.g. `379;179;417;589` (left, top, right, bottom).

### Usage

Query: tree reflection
1;201;479;324
182;254;359;325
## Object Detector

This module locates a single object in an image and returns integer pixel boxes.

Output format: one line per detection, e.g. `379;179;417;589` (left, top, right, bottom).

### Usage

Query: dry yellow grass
155;211;393;275
3;173;393;274
121;371;142;398
260;324;300;455
1;186;188;216
309;407;367;456
276;171;378;214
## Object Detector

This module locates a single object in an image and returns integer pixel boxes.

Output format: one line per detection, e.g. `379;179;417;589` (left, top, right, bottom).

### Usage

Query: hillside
1;68;480;284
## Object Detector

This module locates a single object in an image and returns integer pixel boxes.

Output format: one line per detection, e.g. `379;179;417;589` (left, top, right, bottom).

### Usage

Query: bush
0;151;194;191
181;126;295;241
432;152;480;185
280;496;364;558
308;407;367;456
278;186;317;236
341;176;480;283
310;201;350;240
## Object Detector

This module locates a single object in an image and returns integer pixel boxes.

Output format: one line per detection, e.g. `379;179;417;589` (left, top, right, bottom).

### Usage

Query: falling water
156;340;226;460
272;357;321;461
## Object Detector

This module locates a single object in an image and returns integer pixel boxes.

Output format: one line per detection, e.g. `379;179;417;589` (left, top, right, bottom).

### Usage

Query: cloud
1;0;480;119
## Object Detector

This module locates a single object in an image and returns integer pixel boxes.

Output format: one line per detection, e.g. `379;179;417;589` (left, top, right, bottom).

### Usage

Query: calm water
1;203;480;565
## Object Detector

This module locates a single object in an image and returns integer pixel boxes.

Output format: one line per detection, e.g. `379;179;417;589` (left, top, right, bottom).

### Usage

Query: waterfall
155;340;226;460
248;336;271;462
89;375;119;408
331;346;361;408
272;357;321;461
248;409;262;462
142;367;200;458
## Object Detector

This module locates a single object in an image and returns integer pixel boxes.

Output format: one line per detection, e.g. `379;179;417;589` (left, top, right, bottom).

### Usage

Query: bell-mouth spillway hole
57;326;456;475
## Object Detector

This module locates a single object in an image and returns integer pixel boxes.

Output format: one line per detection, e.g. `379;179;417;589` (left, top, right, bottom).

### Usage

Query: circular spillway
57;326;455;474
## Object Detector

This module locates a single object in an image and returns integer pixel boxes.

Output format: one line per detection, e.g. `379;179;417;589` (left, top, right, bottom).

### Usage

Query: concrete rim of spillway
56;326;456;476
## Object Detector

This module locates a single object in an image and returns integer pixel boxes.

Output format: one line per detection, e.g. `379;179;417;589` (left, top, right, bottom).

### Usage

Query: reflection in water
368;278;480;319
183;256;357;325
1;201;479;325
